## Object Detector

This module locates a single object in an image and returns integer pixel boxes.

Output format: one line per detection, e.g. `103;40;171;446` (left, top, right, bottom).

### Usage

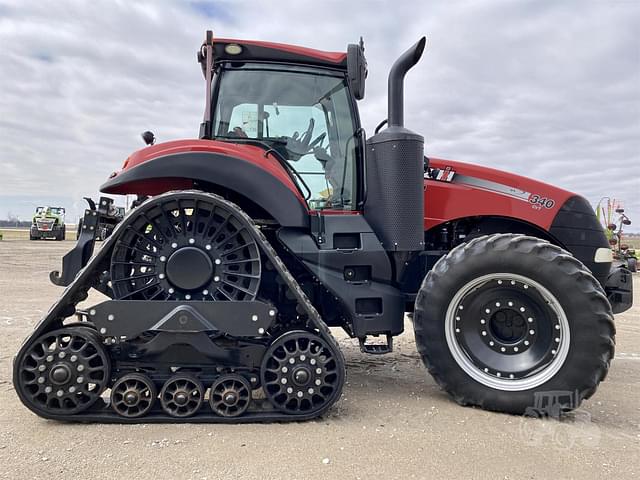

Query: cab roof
210;38;348;70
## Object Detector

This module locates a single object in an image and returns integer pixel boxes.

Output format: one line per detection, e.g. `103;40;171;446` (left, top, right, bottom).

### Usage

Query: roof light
225;44;243;55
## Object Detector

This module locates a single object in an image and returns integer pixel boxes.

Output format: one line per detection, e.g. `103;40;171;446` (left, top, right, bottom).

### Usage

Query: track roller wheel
261;330;343;415
15;327;110;416
159;375;204;418
110;373;157;418
209;374;251;417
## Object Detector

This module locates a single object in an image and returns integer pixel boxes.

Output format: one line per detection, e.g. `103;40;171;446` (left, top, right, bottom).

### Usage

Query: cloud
0;0;638;229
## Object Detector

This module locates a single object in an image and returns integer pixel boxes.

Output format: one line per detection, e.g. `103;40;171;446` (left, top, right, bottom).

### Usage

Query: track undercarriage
14;191;345;422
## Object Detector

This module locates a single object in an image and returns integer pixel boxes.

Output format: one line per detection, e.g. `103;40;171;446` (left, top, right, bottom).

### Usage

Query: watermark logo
517;390;601;450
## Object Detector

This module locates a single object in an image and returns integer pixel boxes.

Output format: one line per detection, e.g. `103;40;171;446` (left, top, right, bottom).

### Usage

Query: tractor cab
198;37;366;212
210;62;360;211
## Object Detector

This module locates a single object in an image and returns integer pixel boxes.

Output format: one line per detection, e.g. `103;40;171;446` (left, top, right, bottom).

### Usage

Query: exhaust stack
388;37;426;127
364;37;426;253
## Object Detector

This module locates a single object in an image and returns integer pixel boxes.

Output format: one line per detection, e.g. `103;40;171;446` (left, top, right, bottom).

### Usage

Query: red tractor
14;32;631;422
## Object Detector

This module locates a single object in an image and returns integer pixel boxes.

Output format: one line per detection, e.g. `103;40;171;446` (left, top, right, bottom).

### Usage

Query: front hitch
49;197;121;287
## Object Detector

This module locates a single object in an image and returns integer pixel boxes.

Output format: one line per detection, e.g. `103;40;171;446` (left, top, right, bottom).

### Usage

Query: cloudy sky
0;0;638;230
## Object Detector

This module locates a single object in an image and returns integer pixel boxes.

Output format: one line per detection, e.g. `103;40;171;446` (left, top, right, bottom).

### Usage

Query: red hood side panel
113;139;305;203
425;158;575;231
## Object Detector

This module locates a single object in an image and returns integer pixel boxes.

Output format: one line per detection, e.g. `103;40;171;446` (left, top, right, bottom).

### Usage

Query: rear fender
101;146;309;228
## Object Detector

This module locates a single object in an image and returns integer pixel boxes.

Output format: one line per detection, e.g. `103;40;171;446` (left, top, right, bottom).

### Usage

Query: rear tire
413;234;615;414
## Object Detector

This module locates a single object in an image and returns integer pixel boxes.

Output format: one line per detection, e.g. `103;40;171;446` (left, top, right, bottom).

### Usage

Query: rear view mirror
622;219;631;225
141;131;156;146
347;38;367;100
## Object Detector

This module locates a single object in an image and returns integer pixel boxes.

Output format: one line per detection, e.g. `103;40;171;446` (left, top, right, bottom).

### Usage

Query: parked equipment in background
30;206;66;241
14;31;630;423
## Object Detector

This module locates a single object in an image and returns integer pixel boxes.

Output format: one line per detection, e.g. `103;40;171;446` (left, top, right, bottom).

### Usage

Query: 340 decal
529;194;555;209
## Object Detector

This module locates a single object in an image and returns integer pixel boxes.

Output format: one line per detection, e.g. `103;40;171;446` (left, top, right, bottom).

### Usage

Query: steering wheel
298;118;315;149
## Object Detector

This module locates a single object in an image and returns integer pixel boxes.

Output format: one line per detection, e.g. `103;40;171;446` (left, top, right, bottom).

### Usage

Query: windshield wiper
214;135;288;146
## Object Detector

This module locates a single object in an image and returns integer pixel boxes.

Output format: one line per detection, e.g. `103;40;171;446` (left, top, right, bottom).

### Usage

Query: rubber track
13;191;345;423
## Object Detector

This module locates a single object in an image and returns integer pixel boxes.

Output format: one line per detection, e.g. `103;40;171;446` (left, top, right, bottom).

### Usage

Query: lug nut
159;273;165;279
38;365;46;372
214;276;220;282
160;256;166;262
189;238;195;244
44;386;52;394
185;294;191;300
315;379;322;386
206;245;212;251
46;355;54;362
282;367;288;373
269;309;276;317
286;387;293;394
281;378;287;384
310;359;316;365
38;377;45;384
214;258;221;264
58;352;66;359
171;242;178;248
251;315;258;322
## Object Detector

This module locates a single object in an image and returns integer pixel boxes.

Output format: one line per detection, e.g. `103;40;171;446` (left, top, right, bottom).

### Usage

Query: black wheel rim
111;194;261;301
159;375;203;417
110;373;157;418
17;328;110;415
209;374;251;417
261;331;341;415
446;273;569;390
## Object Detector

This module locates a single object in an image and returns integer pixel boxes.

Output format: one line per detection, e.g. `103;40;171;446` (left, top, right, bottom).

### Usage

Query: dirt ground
0;239;638;480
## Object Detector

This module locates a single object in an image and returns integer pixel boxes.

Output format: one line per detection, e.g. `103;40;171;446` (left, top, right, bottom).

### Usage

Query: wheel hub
209;375;252;417
17;328;110;415
293;367;310;386
488;307;526;344
166;247;213;291
174;391;189;406
110;194;262;302
261;331;342;415
223;391;238;406
124;391;139;406
446;274;569;391
49;364;71;384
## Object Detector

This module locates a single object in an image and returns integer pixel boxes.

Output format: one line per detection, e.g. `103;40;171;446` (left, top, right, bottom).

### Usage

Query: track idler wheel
159;375;204;418
16;327;111;416
209;374;251;417
110;373;157;418
261;330;343;415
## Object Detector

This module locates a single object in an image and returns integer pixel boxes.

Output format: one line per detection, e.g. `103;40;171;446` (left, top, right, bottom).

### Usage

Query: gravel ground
0;239;638;479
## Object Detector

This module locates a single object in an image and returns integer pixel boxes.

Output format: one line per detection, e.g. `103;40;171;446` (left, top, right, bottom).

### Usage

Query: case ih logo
427;167;557;211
